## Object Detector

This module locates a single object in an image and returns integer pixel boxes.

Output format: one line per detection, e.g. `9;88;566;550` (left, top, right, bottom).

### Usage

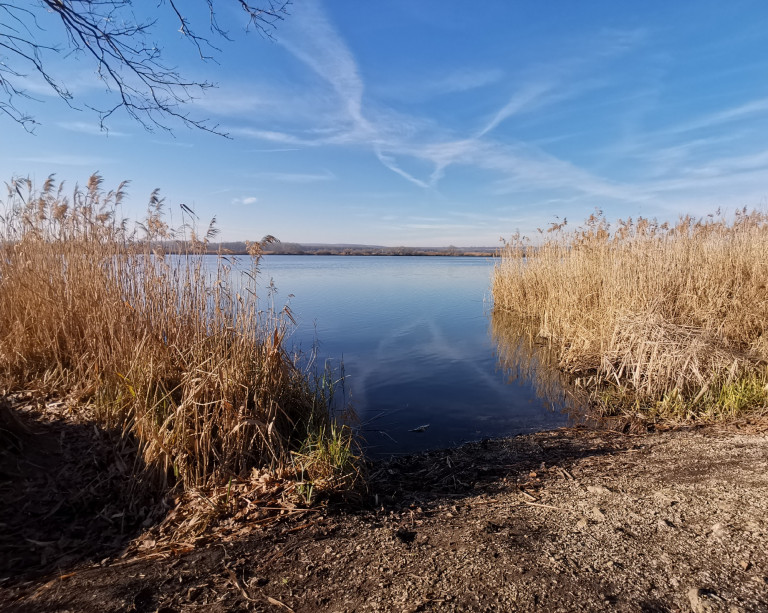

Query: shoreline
4;402;768;611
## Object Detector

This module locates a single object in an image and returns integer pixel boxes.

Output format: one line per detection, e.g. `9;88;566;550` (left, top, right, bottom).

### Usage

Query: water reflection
489;310;588;420
225;256;573;455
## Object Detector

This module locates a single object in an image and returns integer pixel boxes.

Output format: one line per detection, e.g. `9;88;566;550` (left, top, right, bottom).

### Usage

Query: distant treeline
211;242;497;257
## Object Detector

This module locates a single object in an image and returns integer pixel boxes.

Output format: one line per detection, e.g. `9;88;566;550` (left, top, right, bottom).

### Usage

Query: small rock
658;518;674;530
591;507;606;521
653;491;677;506
687;587;719;613
587;485;612;495
711;523;727;538
740;560;751;571
576;518;588;530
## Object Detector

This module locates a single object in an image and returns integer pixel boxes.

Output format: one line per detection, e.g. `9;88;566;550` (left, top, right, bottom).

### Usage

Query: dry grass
492;209;768;420
0;174;358;494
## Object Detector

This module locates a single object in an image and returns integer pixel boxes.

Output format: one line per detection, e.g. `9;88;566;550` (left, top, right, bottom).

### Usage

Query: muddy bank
3;411;768;612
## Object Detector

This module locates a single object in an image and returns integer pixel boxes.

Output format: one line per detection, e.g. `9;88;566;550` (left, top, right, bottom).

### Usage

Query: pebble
687;587;719;613
591;507;606;521
587;485;612;495
711;523;727;538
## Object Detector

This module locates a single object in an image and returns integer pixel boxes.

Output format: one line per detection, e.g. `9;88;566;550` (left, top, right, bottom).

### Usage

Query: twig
284;518;320;534
266;595;296;612
226;567;256;602
466;498;523;509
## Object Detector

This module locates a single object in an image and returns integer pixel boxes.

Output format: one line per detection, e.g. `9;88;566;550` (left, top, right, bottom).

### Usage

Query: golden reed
492;209;768;420
0;175;356;492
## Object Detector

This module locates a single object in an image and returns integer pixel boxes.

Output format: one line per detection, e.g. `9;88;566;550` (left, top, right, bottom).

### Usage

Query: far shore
201;242;499;257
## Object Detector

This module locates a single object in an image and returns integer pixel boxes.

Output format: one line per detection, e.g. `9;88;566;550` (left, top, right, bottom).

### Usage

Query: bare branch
0;1;291;134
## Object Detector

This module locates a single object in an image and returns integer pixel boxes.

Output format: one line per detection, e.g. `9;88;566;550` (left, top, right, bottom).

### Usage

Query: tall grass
492;209;768;420
0;174;356;491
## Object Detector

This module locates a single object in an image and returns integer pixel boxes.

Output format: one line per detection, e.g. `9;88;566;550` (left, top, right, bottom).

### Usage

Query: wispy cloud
478;141;631;200
375;67;504;103
248;147;302;153
251;170;336;183
151;139;194;148
476;82;554;137
194;89;267;115
193;83;343;128
597;27;649;55
420;139;481;187
229;3;728;211
267;4;631;197
426;68;505;95
636;150;768;195
231;128;311;145
374;150;429;189
279;0;371;133
57;121;128;137
630;133;747;178
14;70;103;99
685;148;768;178
232;196;259;205
670;97;768;134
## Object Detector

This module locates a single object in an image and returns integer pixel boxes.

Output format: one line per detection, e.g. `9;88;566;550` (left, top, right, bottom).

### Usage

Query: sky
3;1;768;246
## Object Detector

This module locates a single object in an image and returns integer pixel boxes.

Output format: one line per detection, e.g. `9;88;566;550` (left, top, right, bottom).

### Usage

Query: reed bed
492;209;768;420
0;174;357;494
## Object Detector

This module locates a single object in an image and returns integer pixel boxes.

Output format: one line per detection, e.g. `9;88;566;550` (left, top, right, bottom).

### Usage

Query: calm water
235;255;568;455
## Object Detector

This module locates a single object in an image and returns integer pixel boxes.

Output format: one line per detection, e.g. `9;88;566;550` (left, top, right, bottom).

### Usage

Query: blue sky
3;1;768;246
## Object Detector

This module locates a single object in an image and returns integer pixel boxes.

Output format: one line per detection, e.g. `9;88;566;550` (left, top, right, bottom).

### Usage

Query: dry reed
492;209;768;419
0;174;357;493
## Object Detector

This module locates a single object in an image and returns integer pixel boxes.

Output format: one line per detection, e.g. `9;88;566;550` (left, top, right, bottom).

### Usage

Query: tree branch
0;0;291;134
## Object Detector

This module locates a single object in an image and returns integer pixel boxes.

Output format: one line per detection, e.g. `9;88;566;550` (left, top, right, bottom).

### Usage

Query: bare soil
2;400;767;612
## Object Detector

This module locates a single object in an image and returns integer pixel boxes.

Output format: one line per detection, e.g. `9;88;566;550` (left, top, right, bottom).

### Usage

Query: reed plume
0;174;356;492
492;209;768;419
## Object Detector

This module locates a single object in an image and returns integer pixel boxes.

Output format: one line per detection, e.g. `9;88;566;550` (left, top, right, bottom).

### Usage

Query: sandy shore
3;406;768;612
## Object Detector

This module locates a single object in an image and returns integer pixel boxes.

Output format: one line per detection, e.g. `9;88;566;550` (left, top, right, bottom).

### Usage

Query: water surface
245;255;568;455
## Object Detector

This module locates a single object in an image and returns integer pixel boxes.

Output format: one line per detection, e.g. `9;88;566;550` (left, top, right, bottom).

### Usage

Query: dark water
237;255;568;455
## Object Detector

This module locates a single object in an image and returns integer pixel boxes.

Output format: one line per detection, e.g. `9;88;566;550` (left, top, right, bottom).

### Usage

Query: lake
237;255;569;456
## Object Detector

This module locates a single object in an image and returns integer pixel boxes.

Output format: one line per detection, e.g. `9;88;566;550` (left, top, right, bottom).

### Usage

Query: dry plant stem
492;209;768;419
0;174;356;495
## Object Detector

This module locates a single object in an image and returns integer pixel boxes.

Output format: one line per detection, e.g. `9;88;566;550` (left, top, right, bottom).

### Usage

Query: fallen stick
267;595;296;612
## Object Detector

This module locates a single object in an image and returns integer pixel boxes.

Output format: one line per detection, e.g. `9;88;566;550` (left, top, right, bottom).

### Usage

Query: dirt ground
2;399;767;612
